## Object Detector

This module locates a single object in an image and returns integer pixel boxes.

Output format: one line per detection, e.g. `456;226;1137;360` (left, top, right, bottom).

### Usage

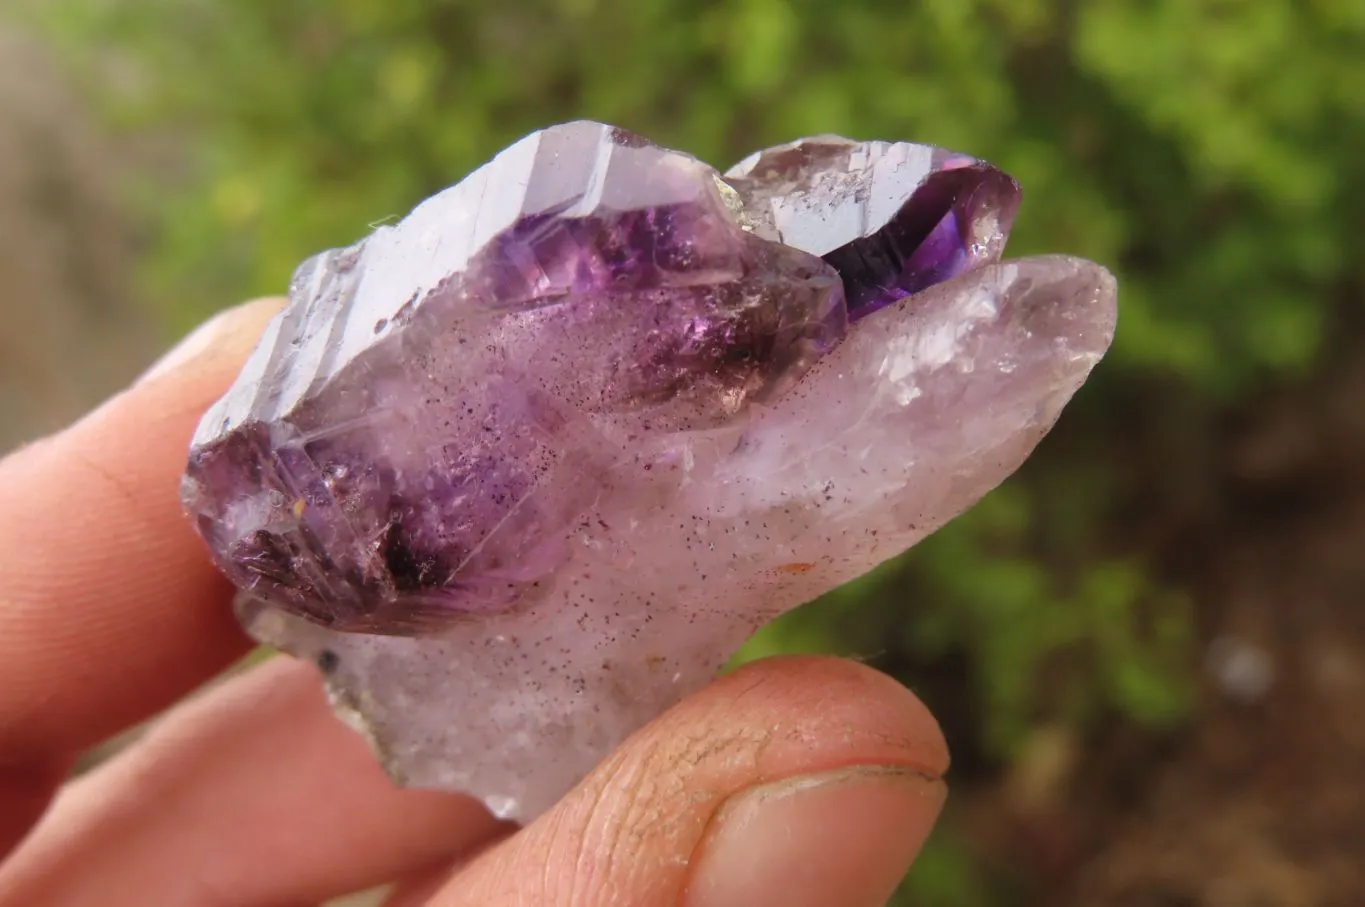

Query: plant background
5;1;1364;904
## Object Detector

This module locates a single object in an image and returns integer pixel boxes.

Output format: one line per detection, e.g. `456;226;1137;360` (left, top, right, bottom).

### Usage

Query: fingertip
433;656;948;906
706;654;950;778
0;298;286;764
134;297;287;389
683;766;945;907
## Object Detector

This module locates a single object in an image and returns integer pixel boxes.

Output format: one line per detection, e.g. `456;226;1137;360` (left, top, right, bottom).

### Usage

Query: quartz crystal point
182;121;1117;821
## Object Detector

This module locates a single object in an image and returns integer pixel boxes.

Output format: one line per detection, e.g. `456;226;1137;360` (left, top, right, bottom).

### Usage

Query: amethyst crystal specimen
183;121;1116;820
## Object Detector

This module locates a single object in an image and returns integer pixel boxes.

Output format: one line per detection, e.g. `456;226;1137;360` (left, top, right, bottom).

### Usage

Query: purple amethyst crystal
184;123;845;633
182;121;1116;820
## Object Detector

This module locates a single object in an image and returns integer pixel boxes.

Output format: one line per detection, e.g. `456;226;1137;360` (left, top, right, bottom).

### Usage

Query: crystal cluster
182;121;1117;820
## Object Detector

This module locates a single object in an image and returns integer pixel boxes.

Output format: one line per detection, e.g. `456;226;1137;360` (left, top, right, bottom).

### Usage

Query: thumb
418;655;948;907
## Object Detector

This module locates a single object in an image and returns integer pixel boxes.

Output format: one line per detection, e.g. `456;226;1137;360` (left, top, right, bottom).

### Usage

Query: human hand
0;299;948;906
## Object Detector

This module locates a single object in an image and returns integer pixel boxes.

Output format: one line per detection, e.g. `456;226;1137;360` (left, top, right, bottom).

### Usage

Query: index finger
0;299;282;767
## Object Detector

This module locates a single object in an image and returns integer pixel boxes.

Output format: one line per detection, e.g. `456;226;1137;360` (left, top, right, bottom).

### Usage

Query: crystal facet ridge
183;120;1116;821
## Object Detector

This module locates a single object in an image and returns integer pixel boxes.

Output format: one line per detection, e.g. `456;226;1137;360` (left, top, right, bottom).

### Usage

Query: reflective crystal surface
182;121;1116;820
726;135;1020;318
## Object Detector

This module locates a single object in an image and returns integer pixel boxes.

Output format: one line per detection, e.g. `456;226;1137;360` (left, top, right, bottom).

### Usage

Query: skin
0;298;948;907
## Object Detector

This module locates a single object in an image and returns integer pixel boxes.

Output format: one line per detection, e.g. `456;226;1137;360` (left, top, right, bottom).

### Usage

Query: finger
0;298;282;769
0;657;510;906
422;655;948;907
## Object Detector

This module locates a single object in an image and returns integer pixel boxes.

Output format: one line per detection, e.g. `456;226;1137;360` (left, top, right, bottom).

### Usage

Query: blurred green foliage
39;0;1365;386
33;0;1364;902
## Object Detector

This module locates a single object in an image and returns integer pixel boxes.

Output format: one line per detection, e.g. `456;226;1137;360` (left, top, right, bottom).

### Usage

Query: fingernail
684;765;946;907
135;298;284;386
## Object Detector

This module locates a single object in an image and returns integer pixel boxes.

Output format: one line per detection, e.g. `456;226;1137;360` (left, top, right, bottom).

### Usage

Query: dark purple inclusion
822;165;1022;320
